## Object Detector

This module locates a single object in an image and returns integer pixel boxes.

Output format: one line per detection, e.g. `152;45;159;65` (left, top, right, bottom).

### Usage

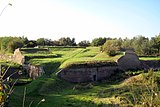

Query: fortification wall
27;64;44;80
57;66;118;83
141;60;160;70
0;48;25;65
117;51;142;70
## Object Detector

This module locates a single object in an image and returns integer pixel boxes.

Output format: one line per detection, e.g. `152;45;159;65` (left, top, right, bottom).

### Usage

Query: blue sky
0;0;160;42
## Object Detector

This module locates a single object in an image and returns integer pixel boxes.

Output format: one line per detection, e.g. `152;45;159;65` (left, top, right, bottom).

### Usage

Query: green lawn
27;47;122;69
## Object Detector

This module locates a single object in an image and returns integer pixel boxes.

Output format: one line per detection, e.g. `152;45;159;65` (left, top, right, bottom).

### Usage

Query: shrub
0;65;17;106
101;40;120;56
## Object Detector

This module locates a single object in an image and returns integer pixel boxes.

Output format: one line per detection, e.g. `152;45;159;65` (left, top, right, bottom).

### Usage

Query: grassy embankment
8;47;160;107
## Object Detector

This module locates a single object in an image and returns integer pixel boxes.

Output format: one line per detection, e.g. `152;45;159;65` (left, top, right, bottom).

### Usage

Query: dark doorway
93;75;97;81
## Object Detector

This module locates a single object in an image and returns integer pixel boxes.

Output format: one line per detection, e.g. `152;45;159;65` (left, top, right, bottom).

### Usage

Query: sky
0;0;160;42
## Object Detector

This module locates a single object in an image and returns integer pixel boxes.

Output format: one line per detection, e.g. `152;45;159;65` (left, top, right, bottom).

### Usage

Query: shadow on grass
43;61;62;75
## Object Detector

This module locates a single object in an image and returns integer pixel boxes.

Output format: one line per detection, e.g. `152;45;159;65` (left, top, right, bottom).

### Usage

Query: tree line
0;34;160;56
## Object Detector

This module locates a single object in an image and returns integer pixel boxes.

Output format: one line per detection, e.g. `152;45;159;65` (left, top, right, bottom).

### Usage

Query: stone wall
0;48;25;65
57;66;118;83
28;64;44;80
141;60;160;70
13;48;25;65
117;50;142;70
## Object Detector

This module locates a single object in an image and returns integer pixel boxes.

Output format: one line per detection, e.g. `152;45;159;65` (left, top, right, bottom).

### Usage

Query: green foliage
0;37;24;53
121;35;158;55
78;40;90;47
7;38;24;53
91;37;107;46
131;36;151;55
102;40;120;56
25;40;37;47
36;38;45;46
58;37;76;46
0;65;17;107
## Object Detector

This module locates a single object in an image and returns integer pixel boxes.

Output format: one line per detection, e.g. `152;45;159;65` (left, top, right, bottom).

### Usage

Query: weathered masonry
57;64;119;83
57;62;119;83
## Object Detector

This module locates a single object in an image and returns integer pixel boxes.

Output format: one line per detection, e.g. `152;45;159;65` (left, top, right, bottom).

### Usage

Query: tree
121;37;133;50
102;40;120;56
131;36;150;55
59;37;68;46
44;39;53;46
0;37;25;53
0;37;13;51
26;40;37;47
20;36;29;47
7;38;24;53
151;34;160;55
91;37;107;46
71;38;77;46
78;40;90;47
52;40;60;46
36;38;45;46
58;37;76;46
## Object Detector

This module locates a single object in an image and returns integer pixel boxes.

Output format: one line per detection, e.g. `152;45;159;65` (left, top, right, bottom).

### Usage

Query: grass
10;70;160;107
8;47;160;106
139;56;160;60
0;60;21;67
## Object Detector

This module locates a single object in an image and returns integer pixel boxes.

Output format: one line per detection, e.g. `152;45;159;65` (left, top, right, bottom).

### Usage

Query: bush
101;40;120;56
0;65;17;106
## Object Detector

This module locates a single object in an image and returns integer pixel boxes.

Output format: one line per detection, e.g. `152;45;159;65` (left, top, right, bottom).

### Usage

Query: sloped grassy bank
9;68;160;107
